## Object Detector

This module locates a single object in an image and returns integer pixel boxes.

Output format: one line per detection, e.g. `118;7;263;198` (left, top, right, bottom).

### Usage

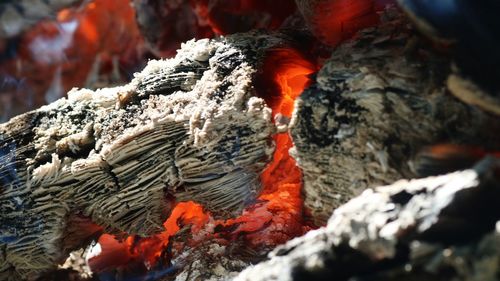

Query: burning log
290;9;500;225
82;39;316;280
2;4;499;280
234;157;500;281
0;32;303;280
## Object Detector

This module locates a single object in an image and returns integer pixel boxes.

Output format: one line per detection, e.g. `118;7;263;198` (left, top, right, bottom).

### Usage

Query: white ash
172;244;250;281
234;158;500;281
0;31;291;280
59;249;93;279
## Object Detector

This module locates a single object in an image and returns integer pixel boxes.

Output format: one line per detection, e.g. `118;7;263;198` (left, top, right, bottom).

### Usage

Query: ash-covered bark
165;242;253;281
290;9;500;225
234;158;500;281
0;32;287;280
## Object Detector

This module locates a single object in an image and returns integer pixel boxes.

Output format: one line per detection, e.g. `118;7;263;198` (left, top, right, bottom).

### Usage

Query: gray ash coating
0;31;291;280
234;158;500;281
289;8;500;225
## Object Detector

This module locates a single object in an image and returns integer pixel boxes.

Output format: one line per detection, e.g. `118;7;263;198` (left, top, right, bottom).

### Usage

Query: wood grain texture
290;9;500;225
235;158;500;281
0;32;286;280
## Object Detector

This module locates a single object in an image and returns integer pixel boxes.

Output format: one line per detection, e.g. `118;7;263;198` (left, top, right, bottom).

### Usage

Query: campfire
1;1;499;281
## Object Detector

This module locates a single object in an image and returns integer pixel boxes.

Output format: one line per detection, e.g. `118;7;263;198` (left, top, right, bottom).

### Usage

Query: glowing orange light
88;234;134;273
302;0;384;46
89;47;318;273
242;47;317;246
2;0;144;107
132;202;210;267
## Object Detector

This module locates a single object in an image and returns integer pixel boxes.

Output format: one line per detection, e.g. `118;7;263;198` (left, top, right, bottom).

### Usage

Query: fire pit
1;1;499;281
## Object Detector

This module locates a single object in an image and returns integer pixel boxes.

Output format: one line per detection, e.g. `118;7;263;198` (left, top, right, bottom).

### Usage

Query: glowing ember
89;47;317;275
236;48;318;247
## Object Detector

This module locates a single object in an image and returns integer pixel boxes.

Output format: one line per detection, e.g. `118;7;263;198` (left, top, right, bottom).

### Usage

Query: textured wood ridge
0;32;286;280
290;11;500;225
234;158;500;281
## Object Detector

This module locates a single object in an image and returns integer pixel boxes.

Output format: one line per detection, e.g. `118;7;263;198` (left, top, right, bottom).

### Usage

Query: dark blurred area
398;0;500;95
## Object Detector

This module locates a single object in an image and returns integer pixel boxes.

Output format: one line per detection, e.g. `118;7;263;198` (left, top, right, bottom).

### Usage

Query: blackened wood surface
290;10;500;225
235;158;500;281
0;32;286;280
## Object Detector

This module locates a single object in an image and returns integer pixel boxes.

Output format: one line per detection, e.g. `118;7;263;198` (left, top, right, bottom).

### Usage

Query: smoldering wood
2;7;499;281
289;9;500;225
0;32;290;280
234;157;500;281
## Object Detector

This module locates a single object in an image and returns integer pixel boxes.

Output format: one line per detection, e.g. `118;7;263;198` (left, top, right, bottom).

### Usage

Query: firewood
0;32;287;280
290;9;500;225
2;6;499;280
234;157;500;281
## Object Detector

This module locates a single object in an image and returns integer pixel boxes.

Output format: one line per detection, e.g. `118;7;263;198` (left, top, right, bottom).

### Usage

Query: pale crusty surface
0;0;82;38
234;158;500;281
289;9;500;225
0;32;284;280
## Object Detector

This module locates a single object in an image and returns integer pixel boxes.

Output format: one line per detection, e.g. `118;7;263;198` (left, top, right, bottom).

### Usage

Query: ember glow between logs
89;47;318;275
0;0;388;277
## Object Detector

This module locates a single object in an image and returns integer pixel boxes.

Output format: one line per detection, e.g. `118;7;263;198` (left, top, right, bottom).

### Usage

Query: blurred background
0;0;303;122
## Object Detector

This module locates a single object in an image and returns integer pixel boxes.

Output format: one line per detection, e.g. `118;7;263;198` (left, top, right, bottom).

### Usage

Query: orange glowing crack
90;47;317;272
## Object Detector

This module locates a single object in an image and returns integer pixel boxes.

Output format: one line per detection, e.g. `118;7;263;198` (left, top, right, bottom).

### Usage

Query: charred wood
235;158;500;281
160;241;252;281
0;32;290;280
290;9;500;225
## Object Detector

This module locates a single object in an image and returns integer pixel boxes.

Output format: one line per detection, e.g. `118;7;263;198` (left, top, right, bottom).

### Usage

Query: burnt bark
234;158;500;281
290;9;500;225
0;32;288;280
